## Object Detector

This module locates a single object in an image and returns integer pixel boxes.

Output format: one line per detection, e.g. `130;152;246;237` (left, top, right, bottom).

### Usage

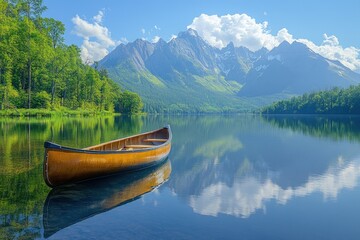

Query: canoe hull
43;126;172;187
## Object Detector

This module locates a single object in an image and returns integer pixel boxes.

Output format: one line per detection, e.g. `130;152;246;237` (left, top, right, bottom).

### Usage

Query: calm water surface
1;115;360;239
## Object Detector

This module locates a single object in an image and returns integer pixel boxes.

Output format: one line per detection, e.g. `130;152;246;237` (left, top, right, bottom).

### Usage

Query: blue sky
43;0;360;70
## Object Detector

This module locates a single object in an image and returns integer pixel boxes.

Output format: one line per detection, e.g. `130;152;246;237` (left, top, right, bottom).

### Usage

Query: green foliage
32;90;50;108
0;0;142;114
0;115;144;238
117;91;144;114
262;85;360;114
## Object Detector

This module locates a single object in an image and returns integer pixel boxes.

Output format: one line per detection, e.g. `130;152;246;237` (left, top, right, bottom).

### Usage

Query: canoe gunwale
44;125;172;154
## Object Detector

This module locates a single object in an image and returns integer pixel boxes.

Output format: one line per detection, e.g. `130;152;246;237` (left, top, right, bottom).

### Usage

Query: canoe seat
125;144;153;148
144;139;167;142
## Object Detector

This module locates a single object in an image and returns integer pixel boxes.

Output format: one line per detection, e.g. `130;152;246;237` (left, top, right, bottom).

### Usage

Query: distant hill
98;29;360;113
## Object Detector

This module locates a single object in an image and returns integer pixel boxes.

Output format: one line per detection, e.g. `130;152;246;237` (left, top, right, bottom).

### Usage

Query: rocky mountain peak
98;29;360;111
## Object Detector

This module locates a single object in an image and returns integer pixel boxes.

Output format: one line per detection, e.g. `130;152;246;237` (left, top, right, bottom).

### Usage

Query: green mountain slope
108;63;255;113
99;29;360;113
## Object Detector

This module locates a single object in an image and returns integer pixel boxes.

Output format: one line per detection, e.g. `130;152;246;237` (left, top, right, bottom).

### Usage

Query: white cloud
297;36;360;72
188;13;279;51
141;28;146;35
93;10;104;24
119;37;129;44
80;39;109;65
188;13;360;72
72;13;116;64
72;15;115;48
151;35;161;43
276;28;294;44
323;33;339;46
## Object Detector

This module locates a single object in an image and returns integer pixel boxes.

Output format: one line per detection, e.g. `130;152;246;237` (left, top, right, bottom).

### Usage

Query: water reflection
43;160;171;238
0;116;144;168
166;115;360;219
194;136;243;160
0;116;145;239
189;157;360;218
1;115;360;239
263;115;360;142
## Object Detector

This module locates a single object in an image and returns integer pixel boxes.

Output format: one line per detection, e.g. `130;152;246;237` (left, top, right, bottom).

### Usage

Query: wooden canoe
43;125;172;187
43;160;171;238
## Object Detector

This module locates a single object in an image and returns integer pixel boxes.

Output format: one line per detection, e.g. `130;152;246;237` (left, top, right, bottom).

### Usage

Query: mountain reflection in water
2;115;360;239
166;115;360;220
43;159;171;238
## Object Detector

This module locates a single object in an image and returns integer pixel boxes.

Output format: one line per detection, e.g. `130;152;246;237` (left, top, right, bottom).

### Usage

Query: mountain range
98;28;360;113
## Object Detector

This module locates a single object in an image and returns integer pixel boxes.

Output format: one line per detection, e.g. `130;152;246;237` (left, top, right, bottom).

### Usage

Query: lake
1;115;360;239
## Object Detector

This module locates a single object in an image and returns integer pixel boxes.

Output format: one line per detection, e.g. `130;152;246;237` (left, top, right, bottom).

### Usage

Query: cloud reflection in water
190;156;360;218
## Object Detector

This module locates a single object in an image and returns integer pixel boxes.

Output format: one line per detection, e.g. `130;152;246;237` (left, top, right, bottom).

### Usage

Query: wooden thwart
125;144;153;148
144;139;167;142
117;142;163;151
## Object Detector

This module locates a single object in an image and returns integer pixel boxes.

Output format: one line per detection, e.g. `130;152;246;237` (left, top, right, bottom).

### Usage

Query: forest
0;0;143;114
262;85;360;114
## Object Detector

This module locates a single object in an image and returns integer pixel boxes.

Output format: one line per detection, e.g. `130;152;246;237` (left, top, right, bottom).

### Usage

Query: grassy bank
0;108;119;117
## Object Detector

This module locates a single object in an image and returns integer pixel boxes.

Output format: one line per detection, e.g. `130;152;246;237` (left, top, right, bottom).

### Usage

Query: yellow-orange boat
43;125;172;187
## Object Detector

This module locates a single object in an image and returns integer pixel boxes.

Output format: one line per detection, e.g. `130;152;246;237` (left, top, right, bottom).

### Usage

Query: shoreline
0;109;119;117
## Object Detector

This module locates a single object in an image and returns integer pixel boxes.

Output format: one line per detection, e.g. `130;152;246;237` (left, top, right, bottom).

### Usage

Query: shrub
32;91;51;109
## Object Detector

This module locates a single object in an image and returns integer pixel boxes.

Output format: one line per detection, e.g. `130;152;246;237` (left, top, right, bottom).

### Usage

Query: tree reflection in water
1;115;360;239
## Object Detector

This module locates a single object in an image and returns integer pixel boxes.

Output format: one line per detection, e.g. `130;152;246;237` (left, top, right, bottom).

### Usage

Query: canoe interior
83;127;170;151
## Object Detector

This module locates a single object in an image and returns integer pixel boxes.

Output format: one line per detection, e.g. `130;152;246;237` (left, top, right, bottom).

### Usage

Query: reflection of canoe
43;126;172;187
43;159;171;238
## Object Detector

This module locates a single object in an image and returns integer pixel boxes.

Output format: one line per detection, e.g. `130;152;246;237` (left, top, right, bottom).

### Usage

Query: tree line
262;85;360;114
0;0;143;114
262;115;360;142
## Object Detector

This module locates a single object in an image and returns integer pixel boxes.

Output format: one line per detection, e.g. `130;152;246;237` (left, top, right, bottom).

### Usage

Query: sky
43;0;360;71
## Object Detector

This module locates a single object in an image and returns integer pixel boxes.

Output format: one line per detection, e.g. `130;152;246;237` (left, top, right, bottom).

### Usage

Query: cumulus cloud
188;13;360;72
188;14;279;51
80;39;109;65
72;12;116;64
297;36;360;71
